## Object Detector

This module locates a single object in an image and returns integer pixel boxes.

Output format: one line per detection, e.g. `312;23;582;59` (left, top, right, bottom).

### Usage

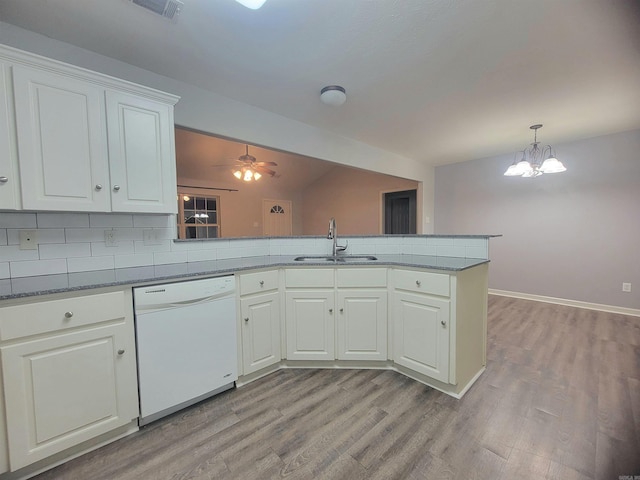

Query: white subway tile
268;245;282;256
133;214;176;228
454;237;486;248
10;259;68;277
114;253;154;269
7;228;65;245
0;245;40;262
89;213;134;228
0;229;6;246
133;240;171;253
436;245;466;258
0;213;37;228
67;255;115;273
411;245;437;256
39;243;91;260
0;262;9;279
91;240;135;257
375;244;401;255
465;246;488;259
65;228;109;243
37;212;89;228
187;249;217;262
110;228;144;242
154;251;188;265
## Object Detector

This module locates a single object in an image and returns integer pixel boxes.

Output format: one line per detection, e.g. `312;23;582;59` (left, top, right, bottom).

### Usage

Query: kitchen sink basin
293;255;378;262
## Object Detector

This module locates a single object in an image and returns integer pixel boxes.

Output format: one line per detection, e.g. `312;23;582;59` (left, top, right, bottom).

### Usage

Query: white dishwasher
134;276;237;426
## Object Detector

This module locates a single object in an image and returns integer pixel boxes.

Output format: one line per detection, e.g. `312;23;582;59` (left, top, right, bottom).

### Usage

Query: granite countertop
0;254;489;301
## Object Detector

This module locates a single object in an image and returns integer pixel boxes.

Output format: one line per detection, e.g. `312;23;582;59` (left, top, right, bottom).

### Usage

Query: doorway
384;190;417;234
262;199;292;236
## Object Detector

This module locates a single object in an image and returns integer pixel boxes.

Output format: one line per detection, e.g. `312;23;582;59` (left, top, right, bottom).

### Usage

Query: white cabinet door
106;91;177;213
393;291;450;383
0;62;19;210
240;291;281;375
0;323;138;470
336;290;387;361
12;65;110;212
285;290;335;361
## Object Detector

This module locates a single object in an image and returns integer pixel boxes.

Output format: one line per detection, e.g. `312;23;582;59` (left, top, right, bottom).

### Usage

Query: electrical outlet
19;230;38;250
104;229;118;247
622;282;632;293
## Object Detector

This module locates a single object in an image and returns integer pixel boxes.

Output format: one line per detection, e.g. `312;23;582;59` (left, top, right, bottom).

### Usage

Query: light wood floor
35;295;640;480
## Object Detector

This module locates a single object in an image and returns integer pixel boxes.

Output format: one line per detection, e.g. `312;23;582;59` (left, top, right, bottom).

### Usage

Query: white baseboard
489;289;640;317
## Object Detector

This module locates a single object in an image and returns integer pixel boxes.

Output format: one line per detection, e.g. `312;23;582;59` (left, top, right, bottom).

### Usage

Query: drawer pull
329;308;333;314
441;320;446;327
259;280;264;287
416;280;421;287
113;185;121;191
95;184;103;191
340;308;344;313
64;311;73;319
244;317;249;322
117;349;125;355
0;176;8;184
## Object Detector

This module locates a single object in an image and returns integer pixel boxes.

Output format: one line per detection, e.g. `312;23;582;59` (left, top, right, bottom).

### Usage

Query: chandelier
504;124;566;178
233;167;262;182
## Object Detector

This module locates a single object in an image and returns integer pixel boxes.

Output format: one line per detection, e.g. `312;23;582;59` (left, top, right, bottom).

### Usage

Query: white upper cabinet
106;91;177;213
0;61;20;210
13;65;111;211
0;44;179;214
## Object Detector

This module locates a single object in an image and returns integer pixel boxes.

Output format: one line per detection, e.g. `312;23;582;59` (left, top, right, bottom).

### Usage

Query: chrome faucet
327;217;347;256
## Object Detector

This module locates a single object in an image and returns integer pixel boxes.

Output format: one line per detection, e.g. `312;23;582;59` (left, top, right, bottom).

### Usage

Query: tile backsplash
0;212;489;279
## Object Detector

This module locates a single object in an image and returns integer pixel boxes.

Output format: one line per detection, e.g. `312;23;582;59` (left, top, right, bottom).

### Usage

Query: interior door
384;189;417;234
263;199;292;236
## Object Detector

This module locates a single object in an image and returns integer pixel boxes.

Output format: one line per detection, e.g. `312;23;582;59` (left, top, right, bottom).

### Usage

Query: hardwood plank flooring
34;296;640;480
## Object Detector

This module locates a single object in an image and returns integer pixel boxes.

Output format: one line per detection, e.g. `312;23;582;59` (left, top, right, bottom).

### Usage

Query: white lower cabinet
285;290;335;360
393;291;450;383
0;290;139;472
240;291;281;375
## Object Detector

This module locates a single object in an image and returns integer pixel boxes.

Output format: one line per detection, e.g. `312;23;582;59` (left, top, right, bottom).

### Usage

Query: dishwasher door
135;280;237;425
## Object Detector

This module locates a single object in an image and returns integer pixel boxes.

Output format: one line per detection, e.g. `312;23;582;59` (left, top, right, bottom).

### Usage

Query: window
177;193;220;239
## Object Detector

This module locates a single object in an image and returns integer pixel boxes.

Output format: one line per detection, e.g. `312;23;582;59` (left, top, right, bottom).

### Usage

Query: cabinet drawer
393;269;450;297
337;268;387;288
285;268;334;288
0;291;127;341
239;270;279;296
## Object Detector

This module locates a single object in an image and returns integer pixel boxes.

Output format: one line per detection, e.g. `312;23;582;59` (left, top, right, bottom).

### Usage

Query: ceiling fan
213;145;278;182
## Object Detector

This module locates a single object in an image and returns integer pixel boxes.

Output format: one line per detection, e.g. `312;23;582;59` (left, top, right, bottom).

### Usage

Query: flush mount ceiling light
320;85;347;106
234;0;267;9
504;124;567;178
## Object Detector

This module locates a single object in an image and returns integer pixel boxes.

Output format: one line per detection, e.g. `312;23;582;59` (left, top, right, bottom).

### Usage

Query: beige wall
301;168;418;235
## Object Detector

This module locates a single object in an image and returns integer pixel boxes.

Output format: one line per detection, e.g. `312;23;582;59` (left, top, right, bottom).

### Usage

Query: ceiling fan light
253;171;262;180
504;164;521;176
233;170;242;179
320;85;346;106
540;156;566;173
234;0;267;9
243;169;253;181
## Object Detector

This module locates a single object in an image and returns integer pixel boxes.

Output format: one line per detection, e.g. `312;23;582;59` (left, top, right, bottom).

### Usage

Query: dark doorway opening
384;189;417;234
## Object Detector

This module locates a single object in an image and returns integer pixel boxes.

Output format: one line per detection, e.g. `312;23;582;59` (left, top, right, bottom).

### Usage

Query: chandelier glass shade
233;166;262;182
504;125;566;178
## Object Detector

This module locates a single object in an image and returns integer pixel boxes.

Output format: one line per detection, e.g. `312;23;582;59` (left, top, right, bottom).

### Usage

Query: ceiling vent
130;0;183;20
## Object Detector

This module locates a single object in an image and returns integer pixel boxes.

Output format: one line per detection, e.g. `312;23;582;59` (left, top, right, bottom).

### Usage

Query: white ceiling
1;0;639;166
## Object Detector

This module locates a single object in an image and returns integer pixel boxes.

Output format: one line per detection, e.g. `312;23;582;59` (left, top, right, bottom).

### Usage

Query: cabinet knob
0;176;8;184
340;308;344;313
441;320;446;327
64;311;73;319
259;280;264;287
329;308;333;314
416;280;421;287
117;349;125;355
95;184;103;191
113;185;121;191
244;317;249;322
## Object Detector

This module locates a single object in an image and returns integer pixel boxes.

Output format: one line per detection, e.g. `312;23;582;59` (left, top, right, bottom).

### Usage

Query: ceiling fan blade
253;161;278;167
254;166;277;176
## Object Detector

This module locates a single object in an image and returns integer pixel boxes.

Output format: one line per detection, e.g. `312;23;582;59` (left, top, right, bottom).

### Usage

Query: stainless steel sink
293;255;378;262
